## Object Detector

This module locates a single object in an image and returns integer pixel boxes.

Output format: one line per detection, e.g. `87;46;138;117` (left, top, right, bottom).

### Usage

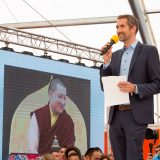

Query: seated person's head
85;147;102;160
65;146;81;159
68;153;82;160
94;147;102;154
48;78;67;115
59;146;67;160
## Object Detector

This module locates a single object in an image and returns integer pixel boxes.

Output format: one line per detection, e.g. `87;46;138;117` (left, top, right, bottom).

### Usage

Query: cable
21;0;97;60
21;0;73;43
3;0;96;61
2;0;19;22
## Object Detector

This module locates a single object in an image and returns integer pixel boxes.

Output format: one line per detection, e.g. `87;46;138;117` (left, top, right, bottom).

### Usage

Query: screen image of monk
4;66;89;159
28;78;75;154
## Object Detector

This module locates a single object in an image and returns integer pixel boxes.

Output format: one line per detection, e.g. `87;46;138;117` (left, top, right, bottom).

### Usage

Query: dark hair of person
59;146;67;151
94;147;102;153
68;153;82;160
65;146;81;158
48;77;66;94
117;14;139;33
99;154;110;160
85;147;102;158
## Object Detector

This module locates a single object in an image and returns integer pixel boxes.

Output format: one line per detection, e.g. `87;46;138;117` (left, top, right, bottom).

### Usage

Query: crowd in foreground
38;144;160;160
39;146;114;160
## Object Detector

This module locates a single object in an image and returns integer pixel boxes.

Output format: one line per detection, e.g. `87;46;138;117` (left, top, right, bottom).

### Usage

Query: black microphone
100;35;119;55
149;143;153;154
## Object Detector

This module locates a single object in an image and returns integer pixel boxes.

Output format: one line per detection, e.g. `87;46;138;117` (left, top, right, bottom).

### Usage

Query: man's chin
119;37;125;42
118;35;125;42
58;109;64;114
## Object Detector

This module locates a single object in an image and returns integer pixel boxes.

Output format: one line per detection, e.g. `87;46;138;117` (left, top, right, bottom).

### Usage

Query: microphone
149;143;153;155
101;35;119;55
149;143;153;153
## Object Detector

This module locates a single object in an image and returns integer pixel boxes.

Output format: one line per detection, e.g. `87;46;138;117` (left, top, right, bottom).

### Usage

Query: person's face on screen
49;83;67;115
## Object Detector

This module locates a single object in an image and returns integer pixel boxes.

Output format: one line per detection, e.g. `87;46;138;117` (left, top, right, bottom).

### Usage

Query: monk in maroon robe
28;78;75;154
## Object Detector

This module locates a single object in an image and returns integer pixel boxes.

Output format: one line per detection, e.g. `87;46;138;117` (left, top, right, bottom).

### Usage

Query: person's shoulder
137;42;158;56
62;110;71;117
141;43;157;50
33;104;49;114
62;110;73;121
57;111;74;128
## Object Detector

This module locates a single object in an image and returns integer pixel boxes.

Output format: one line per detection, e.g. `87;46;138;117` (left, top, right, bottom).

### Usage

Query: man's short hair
85;147;101;158
117;14;139;33
94;147;102;153
48;77;66;94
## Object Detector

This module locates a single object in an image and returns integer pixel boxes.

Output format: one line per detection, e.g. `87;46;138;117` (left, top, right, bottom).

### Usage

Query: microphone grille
110;35;119;44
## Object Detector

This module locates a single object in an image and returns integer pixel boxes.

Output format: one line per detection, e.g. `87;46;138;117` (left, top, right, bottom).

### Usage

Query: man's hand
146;153;153;160
117;82;136;93
101;42;113;64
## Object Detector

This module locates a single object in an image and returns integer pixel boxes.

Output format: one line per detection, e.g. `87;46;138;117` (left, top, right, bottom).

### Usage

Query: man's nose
117;27;122;34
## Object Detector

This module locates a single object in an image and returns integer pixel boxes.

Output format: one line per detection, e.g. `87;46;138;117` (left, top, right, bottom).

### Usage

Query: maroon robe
33;104;75;154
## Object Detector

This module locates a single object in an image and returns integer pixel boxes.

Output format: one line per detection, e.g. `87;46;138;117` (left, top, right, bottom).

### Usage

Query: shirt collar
130;40;138;49
123;40;138;50
49;107;57;117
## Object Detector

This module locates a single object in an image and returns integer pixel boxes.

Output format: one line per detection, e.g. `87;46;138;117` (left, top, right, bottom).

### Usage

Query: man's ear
131;25;137;34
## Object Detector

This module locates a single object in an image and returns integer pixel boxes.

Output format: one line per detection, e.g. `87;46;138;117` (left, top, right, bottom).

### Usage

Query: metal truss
0;16;117;29
128;0;156;45
0;25;103;64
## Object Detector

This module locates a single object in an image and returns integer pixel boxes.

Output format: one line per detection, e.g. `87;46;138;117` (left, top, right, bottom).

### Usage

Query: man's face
49;83;67;115
59;147;67;160
90;151;101;160
68;155;80;160
116;18;134;43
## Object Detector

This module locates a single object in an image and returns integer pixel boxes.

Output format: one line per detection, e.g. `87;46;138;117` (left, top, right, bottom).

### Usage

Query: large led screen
0;50;104;160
